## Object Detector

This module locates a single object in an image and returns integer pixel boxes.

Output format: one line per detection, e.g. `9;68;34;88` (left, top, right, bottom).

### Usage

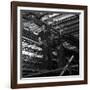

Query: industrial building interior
21;10;79;78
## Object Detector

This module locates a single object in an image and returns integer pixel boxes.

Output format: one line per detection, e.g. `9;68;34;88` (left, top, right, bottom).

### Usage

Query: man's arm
38;37;42;44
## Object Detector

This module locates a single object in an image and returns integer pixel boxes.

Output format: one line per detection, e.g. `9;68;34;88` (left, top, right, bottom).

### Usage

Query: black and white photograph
11;1;87;88
20;10;80;78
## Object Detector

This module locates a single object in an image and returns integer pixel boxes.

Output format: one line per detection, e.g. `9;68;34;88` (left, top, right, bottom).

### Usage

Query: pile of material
21;10;79;78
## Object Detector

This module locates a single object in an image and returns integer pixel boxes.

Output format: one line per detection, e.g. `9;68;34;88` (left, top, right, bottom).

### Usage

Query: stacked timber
21;11;79;77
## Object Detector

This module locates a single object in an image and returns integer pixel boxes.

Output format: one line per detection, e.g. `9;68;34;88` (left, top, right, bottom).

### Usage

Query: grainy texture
21;10;80;78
